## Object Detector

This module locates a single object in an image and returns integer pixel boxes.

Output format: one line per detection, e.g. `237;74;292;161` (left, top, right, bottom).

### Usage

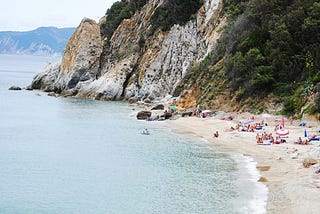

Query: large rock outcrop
30;18;102;95
30;0;225;103
31;61;61;92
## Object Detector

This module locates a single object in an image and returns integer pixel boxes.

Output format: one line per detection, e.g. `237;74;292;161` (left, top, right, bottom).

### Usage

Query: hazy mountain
0;27;75;56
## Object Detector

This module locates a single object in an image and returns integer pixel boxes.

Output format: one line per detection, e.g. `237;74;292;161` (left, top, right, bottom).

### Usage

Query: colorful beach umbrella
169;106;178;111
276;128;289;137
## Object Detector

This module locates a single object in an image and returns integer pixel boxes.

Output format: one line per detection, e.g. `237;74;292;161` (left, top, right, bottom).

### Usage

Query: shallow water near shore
0;54;267;213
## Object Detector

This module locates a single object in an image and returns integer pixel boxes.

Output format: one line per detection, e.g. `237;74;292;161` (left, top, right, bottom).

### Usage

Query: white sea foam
233;154;268;214
189;137;268;213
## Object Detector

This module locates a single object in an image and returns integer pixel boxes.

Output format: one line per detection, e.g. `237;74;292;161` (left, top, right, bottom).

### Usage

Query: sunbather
294;137;309;145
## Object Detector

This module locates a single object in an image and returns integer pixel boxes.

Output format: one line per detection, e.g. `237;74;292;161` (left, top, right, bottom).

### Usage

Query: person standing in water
213;131;219;138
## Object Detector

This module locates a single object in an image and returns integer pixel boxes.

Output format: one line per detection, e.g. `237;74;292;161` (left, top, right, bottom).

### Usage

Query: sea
0;54;267;214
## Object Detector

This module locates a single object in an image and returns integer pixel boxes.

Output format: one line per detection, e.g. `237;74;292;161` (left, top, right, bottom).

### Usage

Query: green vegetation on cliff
100;0;319;116
181;0;320;116
101;0;203;40
150;0;203;32
100;0;148;41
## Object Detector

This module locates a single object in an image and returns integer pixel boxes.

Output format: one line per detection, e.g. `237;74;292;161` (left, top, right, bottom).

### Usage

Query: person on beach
297;137;303;144
213;131;219;138
256;135;263;144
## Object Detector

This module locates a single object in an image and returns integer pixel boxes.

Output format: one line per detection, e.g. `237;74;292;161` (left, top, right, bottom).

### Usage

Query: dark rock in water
151;104;164;110
137;111;152;120
8;86;22;90
25;85;33;90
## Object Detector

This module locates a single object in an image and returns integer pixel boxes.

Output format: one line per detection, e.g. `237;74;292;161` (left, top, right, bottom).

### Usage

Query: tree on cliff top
150;0;203;32
101;0;148;41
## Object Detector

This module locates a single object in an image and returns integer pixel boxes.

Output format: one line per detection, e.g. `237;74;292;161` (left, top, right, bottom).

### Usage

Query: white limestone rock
30;61;61;92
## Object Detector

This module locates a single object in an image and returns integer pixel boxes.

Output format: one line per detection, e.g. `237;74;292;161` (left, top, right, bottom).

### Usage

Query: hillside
0;27;75;56
29;0;320;117
178;0;320;117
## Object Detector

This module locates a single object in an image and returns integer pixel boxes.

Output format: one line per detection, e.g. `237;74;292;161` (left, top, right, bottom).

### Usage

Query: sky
0;0;118;31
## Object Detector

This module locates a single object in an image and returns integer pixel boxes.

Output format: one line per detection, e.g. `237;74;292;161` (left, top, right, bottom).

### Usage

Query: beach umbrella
304;129;307;138
276;129;289;137
202;110;211;114
281;117;285;128
169;106;178;111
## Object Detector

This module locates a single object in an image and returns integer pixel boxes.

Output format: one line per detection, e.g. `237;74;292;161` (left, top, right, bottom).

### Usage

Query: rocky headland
29;0;225;108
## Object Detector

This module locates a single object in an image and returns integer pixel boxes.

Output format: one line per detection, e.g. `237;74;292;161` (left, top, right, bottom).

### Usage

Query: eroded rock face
30;0;225;103
29;18;102;94
54;18;103;93
124;0;225;101
30;61;60;92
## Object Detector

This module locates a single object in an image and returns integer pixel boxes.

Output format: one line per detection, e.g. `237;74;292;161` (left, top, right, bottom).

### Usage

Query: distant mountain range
0;27;75;56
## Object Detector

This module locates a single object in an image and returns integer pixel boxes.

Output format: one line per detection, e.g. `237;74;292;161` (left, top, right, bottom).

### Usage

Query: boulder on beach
137;111;152;120
181;110;193;117
162;112;172;119
151;104;165;110
8;86;22;90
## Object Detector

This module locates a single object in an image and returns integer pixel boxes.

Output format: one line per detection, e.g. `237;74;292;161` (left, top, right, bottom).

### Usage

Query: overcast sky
0;0;118;31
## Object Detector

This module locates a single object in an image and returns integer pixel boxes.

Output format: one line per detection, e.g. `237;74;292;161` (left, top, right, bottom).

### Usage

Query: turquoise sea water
0;54;267;213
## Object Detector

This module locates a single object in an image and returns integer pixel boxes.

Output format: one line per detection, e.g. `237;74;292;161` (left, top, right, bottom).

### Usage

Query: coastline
164;116;320;213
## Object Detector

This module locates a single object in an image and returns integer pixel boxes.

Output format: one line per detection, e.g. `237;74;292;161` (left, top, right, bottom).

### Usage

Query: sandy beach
165;114;320;213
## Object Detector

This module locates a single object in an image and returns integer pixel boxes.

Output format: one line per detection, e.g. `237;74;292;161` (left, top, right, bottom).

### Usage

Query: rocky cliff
31;18;103;94
30;0;226;105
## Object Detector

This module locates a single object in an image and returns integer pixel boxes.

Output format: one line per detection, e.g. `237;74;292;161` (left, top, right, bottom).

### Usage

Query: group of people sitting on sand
256;132;272;144
256;132;286;144
295;137;310;145
294;134;320;145
224;120;265;132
